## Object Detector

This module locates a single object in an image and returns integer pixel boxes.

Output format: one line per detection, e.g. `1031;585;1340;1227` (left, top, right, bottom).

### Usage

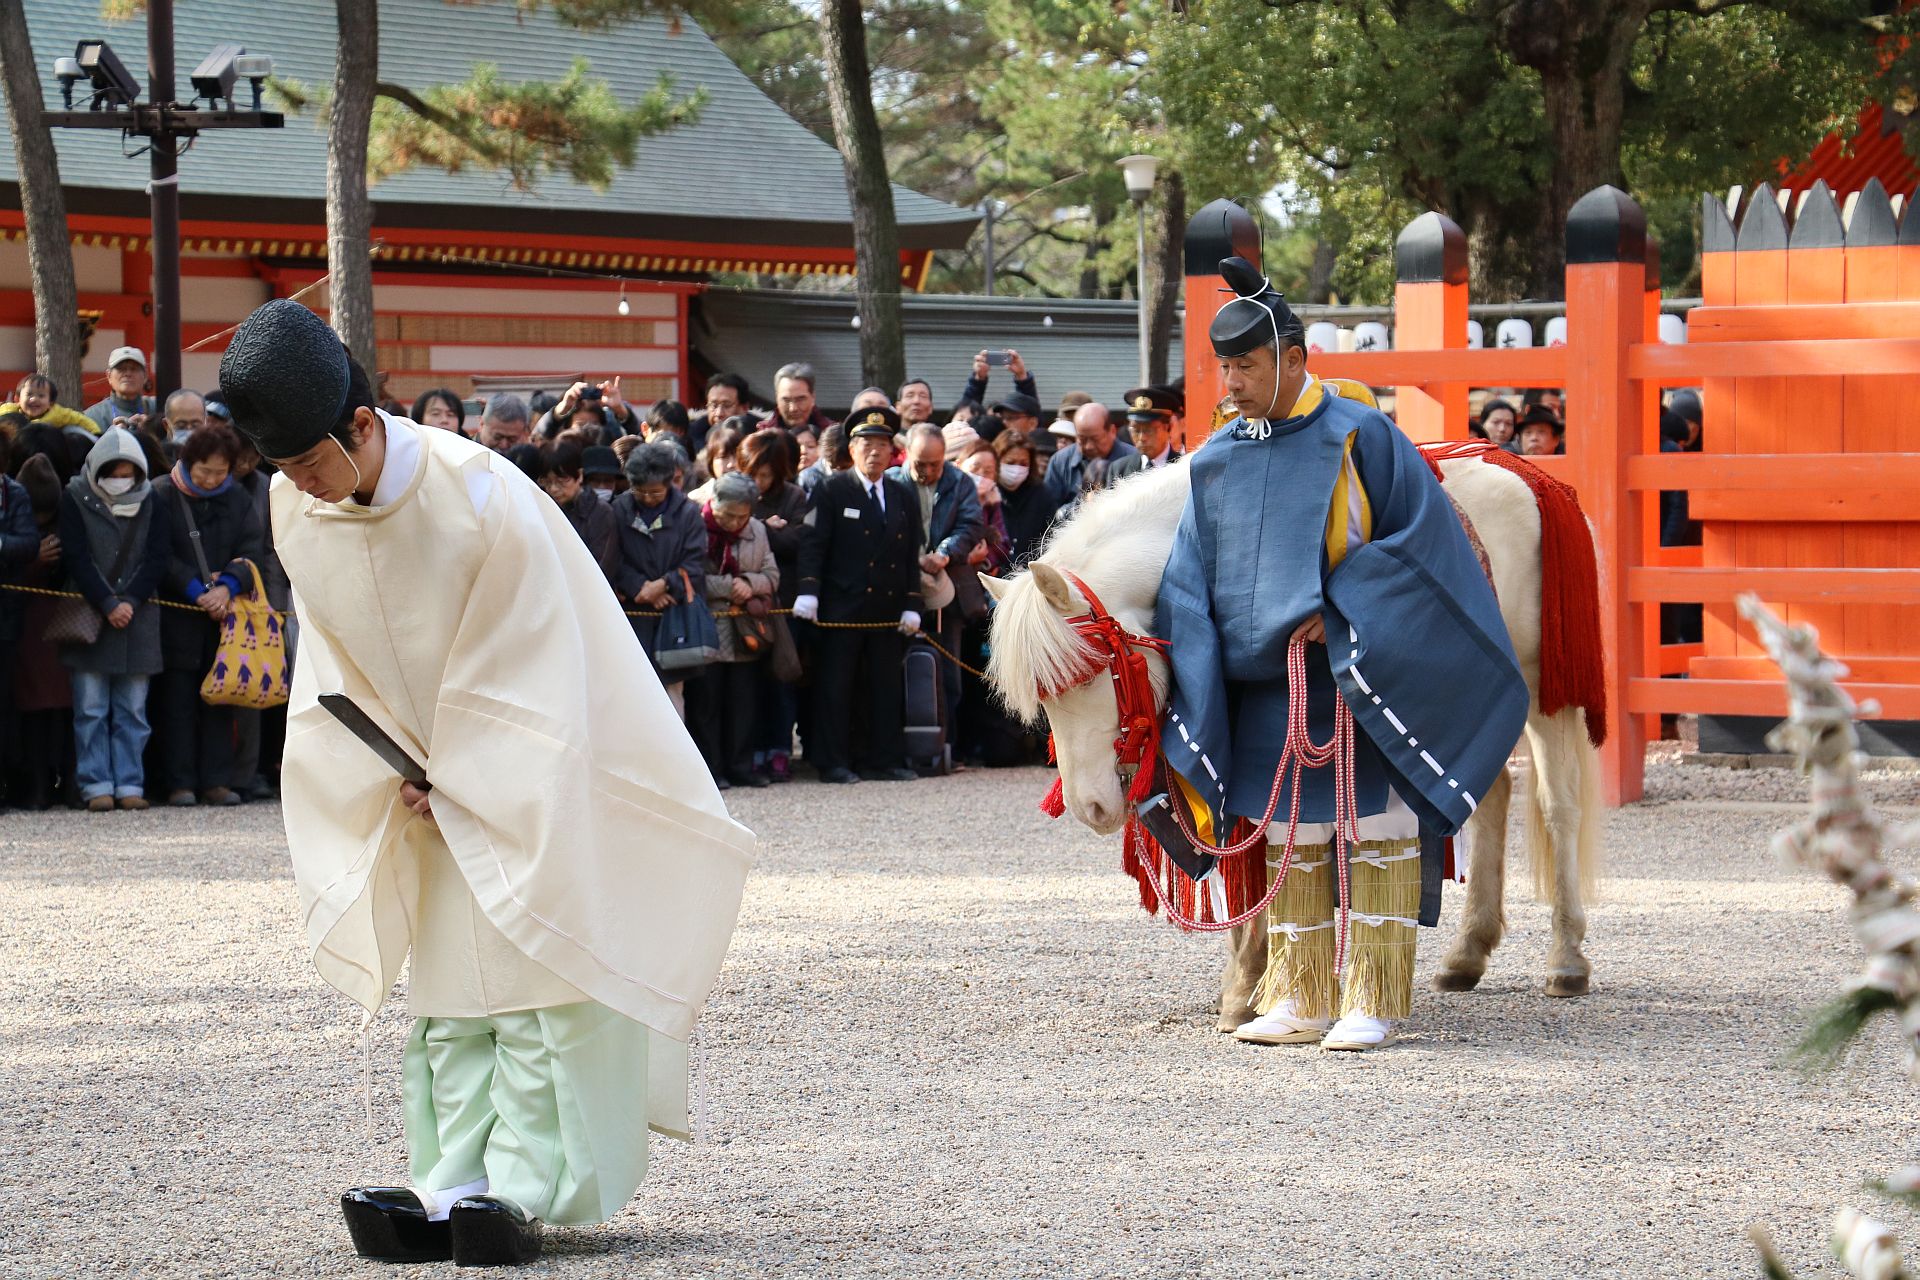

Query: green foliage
1787;984;1901;1076
366;61;703;189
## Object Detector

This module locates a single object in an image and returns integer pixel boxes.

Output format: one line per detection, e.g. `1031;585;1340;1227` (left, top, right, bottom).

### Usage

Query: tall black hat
217;299;352;459
1209;256;1305;358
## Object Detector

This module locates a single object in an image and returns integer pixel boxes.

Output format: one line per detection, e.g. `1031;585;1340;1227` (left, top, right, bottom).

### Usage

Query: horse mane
986;460;1191;723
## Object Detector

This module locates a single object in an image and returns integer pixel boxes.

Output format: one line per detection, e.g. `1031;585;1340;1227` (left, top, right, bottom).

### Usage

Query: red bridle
1038;571;1169;813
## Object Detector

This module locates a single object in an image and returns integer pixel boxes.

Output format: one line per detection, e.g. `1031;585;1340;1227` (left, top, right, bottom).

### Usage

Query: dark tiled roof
3;0;977;251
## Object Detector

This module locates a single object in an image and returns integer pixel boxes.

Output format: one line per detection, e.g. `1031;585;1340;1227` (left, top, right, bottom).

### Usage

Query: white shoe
1232;1001;1330;1045
1322;1013;1398;1051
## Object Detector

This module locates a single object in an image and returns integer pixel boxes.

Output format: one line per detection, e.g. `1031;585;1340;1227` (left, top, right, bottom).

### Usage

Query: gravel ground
4;747;1920;1279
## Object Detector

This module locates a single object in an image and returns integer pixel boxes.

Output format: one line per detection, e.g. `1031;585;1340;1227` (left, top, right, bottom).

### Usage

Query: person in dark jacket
58;428;169;811
528;442;619;586
887;423;984;747
149;426;265;806
9;454;73;809
0;440;42;808
990;430;1062;567
610;441;707;718
793;407;923;784
228;435;289;801
738;428;809;782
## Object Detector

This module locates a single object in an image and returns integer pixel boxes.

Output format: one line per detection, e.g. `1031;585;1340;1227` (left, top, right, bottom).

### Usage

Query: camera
984;350;1011;368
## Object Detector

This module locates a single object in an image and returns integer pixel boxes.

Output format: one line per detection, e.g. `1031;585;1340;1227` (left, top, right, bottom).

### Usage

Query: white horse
984;455;1602;999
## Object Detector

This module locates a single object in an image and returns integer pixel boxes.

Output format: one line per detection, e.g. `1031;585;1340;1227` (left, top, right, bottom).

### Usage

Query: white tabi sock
412;1177;489;1222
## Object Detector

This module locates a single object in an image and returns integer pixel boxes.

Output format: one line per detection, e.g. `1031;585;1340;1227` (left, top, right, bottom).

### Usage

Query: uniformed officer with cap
794;405;924;783
1110;384;1184;481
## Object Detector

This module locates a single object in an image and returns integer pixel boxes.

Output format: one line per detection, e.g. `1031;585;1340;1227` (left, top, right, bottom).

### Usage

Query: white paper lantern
1305;321;1340;355
1465;320;1484;349
1494;318;1533;349
1658;313;1688;345
1544;316;1569;347
1352;321;1390;353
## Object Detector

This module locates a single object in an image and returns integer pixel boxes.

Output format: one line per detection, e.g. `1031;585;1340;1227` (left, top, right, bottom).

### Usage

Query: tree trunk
1306;235;1336;305
0;1;82;399
1144;168;1185;385
327;0;379;369
1493;0;1650;297
818;0;904;392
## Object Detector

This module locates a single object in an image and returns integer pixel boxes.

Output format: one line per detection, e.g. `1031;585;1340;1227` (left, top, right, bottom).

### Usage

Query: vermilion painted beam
1307;346;1567;387
1631;339;1920;381
1626;677;1920;719
1690;490;1920;522
1627;567;1920;605
1684;301;1920;342
1624;452;1920;490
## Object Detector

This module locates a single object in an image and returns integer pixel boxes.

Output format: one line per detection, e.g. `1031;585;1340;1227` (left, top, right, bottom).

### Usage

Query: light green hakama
402;1003;653;1227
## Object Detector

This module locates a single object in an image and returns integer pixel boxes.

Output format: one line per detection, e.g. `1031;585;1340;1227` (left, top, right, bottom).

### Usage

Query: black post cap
1848;178;1897;248
1789;180;1844;249
1394;211;1467;285
1644;236;1662;291
1736;184;1788;251
1565;185;1647;265
1901;187;1920;247
1183;198;1261;278
1702;193;1736;253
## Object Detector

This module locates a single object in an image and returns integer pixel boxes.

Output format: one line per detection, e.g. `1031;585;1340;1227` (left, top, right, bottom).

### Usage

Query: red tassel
1463;450;1610;747
1040;777;1066;819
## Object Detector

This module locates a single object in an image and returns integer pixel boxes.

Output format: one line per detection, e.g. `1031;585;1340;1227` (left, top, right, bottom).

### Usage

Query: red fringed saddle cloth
1418;441;1608;747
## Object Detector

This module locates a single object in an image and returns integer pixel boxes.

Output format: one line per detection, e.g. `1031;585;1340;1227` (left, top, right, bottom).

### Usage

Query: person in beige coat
217;301;754;1267
687;472;779;788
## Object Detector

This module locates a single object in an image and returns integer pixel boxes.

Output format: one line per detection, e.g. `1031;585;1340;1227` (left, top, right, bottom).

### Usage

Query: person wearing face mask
57;427;171;812
988;429;1061;568
149;425;265;808
161;389;208;458
580;446;624;505
217;301;751;1266
530;443;619;588
610;441;709;714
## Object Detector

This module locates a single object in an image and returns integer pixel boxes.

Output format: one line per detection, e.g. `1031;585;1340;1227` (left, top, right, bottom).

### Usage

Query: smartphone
984;350;1011;368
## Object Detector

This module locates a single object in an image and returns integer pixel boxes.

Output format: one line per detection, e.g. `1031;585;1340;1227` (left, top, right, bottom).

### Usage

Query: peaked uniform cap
847;406;902;437
218;300;352;459
1209;255;1304;358
1123;385;1182;419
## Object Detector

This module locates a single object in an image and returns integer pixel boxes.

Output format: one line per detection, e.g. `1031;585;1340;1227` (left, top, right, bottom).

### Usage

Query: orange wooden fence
1183;182;1920;806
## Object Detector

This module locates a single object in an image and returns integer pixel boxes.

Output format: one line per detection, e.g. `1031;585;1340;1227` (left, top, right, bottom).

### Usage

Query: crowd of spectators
0;339;1708;808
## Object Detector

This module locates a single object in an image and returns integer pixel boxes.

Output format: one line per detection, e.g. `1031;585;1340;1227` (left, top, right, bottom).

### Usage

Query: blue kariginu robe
1154;381;1528;841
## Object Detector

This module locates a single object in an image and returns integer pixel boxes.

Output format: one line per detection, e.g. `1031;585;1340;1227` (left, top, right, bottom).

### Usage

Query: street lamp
1117;154;1159;385
44;13;283;402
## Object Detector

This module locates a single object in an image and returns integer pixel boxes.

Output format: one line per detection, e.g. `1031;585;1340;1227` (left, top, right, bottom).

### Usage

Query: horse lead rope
1152;635;1362;972
1043;571;1363;972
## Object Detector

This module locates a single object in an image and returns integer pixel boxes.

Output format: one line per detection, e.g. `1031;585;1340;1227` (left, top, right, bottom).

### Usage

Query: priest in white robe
218;301;754;1267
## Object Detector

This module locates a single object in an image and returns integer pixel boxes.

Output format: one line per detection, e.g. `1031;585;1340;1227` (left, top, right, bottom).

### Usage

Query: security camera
190;43;245;107
74;40;140;107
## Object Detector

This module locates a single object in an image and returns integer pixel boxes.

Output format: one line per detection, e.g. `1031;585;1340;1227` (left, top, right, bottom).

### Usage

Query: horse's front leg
1217;920;1268;1031
1433;762;1513;991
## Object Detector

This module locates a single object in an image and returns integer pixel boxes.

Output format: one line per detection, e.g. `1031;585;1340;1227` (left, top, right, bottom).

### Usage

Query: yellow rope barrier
0;583;992;679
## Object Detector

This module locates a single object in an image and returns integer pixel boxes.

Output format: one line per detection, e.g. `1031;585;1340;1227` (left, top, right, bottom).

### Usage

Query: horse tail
1524;705;1604;904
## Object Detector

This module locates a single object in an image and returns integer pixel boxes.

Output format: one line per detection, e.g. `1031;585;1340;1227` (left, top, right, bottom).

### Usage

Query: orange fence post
1181;199;1262;449
1844;178;1920;674
1563;186;1648;805
1390;212;1468;444
1783;181;1848;653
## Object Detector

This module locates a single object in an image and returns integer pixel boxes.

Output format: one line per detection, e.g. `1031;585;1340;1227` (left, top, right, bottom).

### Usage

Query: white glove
898;610;922;635
793;595;819;622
